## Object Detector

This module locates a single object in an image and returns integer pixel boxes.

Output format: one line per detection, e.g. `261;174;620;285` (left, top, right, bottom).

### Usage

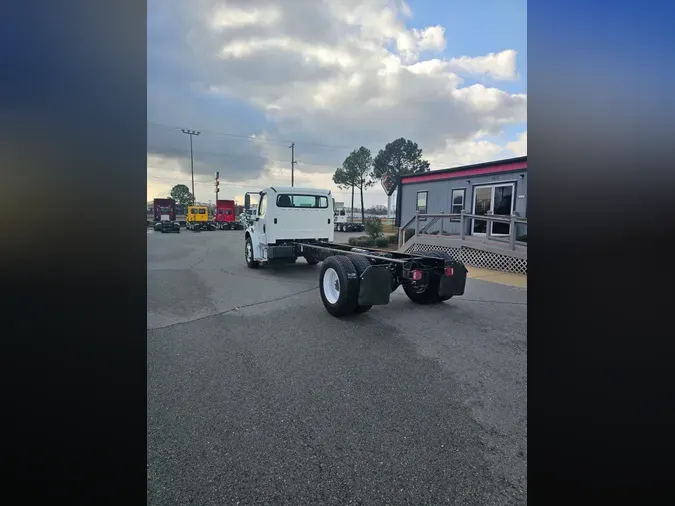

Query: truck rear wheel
319;256;360;317
422;251;454;301
403;274;442;304
347;255;374;314
245;237;259;268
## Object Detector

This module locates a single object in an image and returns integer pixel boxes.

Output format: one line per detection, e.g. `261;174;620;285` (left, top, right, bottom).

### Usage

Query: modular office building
395;156;527;239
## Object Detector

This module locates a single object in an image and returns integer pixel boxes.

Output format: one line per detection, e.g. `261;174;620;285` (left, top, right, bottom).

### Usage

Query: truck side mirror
244;194;250;210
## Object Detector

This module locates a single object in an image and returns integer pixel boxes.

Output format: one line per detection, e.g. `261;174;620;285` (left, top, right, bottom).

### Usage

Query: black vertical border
2;1;147;503
529;0;675;502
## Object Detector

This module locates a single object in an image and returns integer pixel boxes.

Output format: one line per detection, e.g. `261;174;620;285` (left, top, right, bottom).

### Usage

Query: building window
451;188;465;221
416;191;428;214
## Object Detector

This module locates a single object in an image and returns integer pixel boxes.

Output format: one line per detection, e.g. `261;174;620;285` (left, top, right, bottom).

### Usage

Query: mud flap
358;266;393;306
438;261;468;298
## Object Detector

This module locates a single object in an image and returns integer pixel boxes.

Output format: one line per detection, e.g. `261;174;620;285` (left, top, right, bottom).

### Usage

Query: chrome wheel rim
323;268;340;304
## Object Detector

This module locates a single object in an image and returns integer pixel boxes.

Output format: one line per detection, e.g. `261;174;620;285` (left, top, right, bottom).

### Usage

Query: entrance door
472;183;514;236
472;186;492;235
491;184;514;235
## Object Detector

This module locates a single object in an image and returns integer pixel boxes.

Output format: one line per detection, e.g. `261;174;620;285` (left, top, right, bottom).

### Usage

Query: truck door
255;193;268;254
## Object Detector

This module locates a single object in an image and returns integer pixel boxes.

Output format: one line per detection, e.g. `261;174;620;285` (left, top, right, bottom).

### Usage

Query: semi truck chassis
245;239;468;317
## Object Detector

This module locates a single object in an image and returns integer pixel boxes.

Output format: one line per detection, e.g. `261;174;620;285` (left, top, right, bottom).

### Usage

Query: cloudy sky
147;0;527;207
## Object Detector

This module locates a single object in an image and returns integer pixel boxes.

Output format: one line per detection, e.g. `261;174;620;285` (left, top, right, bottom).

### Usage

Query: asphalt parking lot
147;229;527;505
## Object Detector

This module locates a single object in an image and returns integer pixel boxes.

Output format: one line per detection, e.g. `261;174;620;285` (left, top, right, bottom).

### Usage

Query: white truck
333;200;347;231
243;187;469;317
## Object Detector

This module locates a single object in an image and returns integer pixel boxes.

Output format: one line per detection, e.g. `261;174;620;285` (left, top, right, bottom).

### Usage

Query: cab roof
264;186;331;195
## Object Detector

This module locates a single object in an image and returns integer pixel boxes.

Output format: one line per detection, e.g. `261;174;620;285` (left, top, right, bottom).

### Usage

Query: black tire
319;256;360;317
402;253;444;304
422;251;454;301
245;236;259;268
175;228;180;234
347;255;374;314
304;250;320;265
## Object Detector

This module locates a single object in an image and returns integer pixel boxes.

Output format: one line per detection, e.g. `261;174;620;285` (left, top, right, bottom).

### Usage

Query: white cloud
147;0;527;207
210;6;280;30
506;130;527;156
448;49;519;81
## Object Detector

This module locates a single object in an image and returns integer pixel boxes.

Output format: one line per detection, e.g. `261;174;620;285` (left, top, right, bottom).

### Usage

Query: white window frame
450;188;466;222
416;190;428;215
471;182;515;236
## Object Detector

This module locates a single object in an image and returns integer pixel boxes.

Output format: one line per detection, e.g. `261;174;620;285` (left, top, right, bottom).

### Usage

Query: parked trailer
243;187;467;317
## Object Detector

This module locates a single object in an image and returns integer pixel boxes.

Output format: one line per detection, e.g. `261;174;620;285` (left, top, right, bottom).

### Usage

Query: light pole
289;142;297;187
181;129;200;203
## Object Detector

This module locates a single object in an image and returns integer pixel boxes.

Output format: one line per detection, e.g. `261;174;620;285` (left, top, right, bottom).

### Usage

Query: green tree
364;217;383;239
372;138;430;181
343;147;376;224
367;204;388;216
332;165;357;222
170;184;195;206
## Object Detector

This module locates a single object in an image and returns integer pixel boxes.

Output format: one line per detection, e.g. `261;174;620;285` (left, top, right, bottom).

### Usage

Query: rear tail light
445;266;454;277
410;269;423;281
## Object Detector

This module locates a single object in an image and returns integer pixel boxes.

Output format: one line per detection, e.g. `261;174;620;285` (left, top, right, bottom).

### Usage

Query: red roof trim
402;161;527;184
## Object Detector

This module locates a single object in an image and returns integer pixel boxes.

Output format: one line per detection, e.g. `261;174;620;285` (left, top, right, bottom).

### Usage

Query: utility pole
215;171;220;209
181;129;200;203
289;142;297;187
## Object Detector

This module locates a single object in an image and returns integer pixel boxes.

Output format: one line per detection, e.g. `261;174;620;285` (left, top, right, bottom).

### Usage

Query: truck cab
152;198;180;233
333;200;347;231
186;205;216;231
214;199;236;230
244;187;333;267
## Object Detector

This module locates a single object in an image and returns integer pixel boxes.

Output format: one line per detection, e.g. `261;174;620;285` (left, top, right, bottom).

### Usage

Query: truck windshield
158;207;171;213
198;209;206;214
277;195;328;208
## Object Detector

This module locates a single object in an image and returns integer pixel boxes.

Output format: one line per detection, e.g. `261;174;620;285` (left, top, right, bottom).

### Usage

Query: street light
181;129;200;203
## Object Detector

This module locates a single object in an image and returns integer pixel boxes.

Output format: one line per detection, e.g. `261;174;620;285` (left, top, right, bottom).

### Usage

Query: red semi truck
213;199;238;230
152;198;180;233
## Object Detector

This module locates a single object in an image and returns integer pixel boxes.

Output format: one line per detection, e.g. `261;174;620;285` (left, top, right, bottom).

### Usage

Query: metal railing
398;211;528;250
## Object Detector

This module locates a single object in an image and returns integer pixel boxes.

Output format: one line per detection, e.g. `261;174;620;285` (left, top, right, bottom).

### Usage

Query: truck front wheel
319;256;360;317
245;237;259;268
304;250;320;265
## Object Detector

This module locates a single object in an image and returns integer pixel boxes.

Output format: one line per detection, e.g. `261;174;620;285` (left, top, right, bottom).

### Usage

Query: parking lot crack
147;286;319;331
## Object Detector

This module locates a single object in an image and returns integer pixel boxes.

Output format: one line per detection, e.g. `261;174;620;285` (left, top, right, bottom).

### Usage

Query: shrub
355;237;375;247
387;234;398;245
348;236;375;247
364;217;383;239
374;237;389;248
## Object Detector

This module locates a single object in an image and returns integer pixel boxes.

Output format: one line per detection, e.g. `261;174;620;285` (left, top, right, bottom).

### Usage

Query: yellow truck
186;206;216;232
